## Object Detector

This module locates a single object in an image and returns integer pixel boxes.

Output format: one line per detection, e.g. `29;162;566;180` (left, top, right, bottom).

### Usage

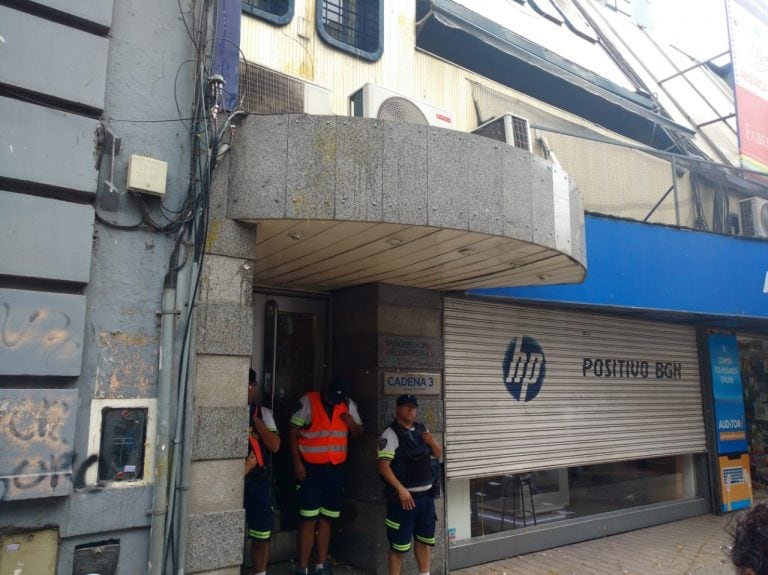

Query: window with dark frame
317;0;383;60
242;0;294;25
98;408;148;482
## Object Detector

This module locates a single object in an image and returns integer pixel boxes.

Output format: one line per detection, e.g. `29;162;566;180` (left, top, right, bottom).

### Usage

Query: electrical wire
95;210;153;230
106;116;201;123
162;1;221;570
177;0;197;45
173;59;202;132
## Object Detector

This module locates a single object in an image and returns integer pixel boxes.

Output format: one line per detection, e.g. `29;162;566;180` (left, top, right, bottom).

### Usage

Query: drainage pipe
149;282;177;575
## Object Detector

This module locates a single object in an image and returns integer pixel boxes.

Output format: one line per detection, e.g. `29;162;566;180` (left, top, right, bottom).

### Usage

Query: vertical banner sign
212;0;241;112
709;335;748;454
709;334;752;512
726;0;768;176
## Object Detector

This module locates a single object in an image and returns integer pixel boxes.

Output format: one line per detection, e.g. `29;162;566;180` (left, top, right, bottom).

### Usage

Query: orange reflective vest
297;391;349;465
248;433;264;467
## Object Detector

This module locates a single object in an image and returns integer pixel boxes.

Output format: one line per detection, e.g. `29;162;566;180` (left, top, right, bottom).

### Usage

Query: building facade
1;1;767;574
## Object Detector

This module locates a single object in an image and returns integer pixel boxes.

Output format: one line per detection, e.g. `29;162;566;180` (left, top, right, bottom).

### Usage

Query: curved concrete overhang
224;114;586;291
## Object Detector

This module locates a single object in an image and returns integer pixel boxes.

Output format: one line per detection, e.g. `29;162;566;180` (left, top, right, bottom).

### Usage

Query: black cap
249;369;257;385
327;375;351;404
396;394;419;407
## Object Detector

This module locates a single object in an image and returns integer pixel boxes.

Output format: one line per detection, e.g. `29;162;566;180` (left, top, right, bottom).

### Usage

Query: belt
409;489;433;498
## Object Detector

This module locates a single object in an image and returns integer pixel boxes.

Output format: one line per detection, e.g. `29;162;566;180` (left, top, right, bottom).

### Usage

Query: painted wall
236;0;731;229
0;1;199;573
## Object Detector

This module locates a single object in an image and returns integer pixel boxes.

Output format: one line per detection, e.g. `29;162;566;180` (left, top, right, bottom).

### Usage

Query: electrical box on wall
127;154;167;196
0;529;58;575
73;541;120;575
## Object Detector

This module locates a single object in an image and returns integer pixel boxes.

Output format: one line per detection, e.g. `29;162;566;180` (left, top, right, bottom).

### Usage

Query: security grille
443;297;706;480
320;0;380;53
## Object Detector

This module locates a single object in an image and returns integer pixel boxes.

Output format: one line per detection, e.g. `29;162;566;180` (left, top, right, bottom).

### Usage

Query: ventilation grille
238;60;304;114
509;115;532;150
377;97;428;124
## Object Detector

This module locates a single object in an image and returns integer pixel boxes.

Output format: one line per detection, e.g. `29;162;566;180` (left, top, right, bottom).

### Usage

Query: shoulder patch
378;437;388;451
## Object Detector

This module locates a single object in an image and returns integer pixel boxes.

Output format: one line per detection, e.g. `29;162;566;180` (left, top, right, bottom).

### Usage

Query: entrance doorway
253;293;328;563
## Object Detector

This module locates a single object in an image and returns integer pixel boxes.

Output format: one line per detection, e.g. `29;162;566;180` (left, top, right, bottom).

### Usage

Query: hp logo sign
503;336;546;402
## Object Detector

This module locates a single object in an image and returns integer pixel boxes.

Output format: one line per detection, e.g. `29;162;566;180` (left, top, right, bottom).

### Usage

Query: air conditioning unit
472;113;532;152
739;197;768;238
349;83;455;129
238;61;332;115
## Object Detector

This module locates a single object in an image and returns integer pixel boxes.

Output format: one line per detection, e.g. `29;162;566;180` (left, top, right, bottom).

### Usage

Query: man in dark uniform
244;369;280;575
378;394;442;575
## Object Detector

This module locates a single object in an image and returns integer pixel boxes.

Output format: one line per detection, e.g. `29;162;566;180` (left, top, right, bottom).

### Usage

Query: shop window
468;455;700;537
242;0;294;25
86;398;157;488
316;0;383;61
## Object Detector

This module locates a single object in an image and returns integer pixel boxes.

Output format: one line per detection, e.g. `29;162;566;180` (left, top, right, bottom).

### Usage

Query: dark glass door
260;295;327;561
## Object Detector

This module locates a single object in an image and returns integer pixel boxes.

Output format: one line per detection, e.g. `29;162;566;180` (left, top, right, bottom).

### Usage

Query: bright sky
648;0;730;62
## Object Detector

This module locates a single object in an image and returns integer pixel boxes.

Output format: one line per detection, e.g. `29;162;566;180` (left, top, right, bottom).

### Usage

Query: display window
465;455;702;537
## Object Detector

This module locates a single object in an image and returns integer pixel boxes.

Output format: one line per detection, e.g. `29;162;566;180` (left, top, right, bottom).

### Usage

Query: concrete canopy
224;114;586;291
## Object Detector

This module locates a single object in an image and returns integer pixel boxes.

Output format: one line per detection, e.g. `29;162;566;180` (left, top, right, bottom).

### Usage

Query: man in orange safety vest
288;375;363;575
244;369;280;575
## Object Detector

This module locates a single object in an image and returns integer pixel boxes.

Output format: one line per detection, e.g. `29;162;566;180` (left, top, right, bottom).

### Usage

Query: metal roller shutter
444;297;706;480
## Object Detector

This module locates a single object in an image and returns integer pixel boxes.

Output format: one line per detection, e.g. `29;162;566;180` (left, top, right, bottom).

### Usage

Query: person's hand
294;460;307;481
244;452;258;474
422;431;436;447
340;412;355;427
398;487;415;510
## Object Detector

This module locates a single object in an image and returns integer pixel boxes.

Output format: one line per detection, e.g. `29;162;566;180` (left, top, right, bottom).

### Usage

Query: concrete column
332;284;445;575
186;253;255;574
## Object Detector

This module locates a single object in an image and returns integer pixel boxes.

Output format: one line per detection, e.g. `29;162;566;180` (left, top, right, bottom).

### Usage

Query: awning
471;214;768;335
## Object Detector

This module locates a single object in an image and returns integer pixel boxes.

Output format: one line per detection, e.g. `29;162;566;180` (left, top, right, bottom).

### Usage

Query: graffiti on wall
0;289;85;376
0;389;80;501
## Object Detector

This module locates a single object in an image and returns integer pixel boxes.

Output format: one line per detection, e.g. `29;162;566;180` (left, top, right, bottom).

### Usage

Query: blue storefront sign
709;335;748;454
473;215;768;323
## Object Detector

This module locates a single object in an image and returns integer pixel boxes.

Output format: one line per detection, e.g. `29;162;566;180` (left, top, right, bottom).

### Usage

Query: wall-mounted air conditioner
472;113;532;152
739;197;768;238
349;83;455;129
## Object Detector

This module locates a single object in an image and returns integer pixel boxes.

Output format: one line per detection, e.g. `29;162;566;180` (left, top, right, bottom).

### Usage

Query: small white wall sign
382;371;442;396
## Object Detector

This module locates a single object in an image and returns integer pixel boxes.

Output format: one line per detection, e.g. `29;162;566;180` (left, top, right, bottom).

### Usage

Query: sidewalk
262;512;741;575
450;513;737;575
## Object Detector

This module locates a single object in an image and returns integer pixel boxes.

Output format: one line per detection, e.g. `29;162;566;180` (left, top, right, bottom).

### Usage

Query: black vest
389;420;433;490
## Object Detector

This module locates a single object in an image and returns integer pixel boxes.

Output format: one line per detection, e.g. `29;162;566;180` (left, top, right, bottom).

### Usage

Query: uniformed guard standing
245;369;281;575
378;394;442;575
288;376;363;575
